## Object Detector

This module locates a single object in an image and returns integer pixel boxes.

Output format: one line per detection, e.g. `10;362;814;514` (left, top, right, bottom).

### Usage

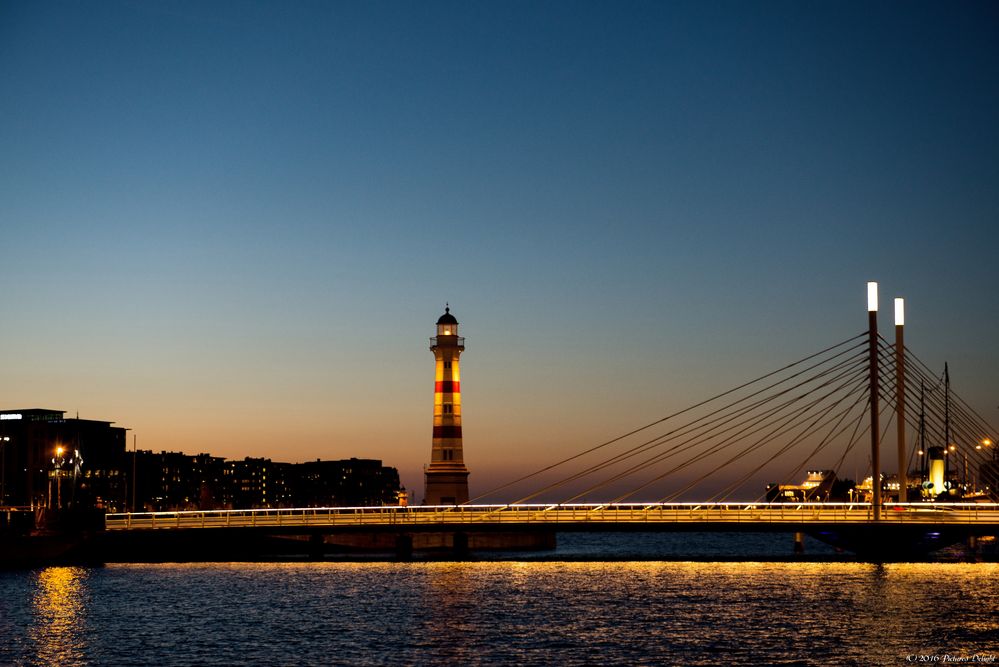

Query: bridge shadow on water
4;526;990;569
96;530;984;564
479;531;987;563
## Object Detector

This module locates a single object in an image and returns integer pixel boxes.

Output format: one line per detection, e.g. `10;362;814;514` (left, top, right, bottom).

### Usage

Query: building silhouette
0;409;126;511
1;408;402;512
130;453;401;511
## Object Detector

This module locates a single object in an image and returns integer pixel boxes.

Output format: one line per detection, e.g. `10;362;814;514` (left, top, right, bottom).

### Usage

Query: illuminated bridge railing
104;502;999;531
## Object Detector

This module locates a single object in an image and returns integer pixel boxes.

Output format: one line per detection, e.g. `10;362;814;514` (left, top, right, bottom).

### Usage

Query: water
2;534;998;666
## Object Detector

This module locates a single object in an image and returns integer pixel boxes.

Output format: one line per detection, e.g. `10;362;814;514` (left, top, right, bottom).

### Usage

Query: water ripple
1;558;997;665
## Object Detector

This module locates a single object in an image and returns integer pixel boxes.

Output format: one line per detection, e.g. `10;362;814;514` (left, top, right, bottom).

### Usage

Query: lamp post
947;444;957;495
983;438;996;495
68;448;83;509
51;446;65;510
916;448;924;498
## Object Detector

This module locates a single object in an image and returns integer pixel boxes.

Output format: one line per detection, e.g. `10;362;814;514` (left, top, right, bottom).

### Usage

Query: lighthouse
424;305;470;505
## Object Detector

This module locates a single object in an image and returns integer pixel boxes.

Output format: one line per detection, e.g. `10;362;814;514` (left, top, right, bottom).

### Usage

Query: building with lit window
2;409;402;512
223;457;291;509
0;409;127;511
130;452;400;510
291;458;401;507
131;451;227;512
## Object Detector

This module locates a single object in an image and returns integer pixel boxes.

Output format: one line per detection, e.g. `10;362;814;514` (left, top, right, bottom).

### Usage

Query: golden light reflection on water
50;560;999;665
879;563;999;657
29;567;88;666
412;560;999;659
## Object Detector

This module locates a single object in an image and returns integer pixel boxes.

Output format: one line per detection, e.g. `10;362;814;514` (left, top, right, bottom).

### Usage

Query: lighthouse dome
436;307;458;325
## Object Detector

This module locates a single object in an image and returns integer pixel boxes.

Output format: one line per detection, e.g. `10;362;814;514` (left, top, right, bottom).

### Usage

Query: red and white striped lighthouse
424;305;469;505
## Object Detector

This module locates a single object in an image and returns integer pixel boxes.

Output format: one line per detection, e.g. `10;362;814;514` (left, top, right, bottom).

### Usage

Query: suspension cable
469;332;866;503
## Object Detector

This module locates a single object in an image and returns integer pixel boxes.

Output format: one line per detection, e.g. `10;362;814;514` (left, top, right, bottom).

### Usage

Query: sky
1;1;997;500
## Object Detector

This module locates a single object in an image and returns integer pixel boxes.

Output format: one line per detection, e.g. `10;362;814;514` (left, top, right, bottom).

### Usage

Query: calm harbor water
2;534;997;666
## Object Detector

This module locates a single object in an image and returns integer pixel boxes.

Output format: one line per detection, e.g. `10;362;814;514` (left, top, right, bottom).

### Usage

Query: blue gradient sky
2;1;997;498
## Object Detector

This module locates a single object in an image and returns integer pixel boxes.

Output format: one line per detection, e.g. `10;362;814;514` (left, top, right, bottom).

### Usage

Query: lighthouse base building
424;470;469;506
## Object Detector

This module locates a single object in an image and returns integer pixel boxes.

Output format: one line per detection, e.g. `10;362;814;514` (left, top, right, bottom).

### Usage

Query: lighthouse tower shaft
424;308;469;505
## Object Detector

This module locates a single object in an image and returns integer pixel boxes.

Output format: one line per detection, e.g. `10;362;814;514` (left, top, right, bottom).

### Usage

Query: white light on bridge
894;298;904;326
867;282;878;312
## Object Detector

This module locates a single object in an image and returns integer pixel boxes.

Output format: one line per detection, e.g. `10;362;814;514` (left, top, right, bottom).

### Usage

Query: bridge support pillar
794;532;805;555
395;534;414;560
308;533;324;560
452;531;469;558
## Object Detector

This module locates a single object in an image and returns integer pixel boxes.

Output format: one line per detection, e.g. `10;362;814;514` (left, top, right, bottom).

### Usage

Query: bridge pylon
867;282;881;521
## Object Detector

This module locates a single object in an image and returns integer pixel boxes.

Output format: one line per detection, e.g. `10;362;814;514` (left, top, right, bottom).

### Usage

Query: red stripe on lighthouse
435;381;460;393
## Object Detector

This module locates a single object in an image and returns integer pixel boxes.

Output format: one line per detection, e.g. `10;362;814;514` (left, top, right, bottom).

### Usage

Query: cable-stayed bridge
107;502;999;531
104;291;999;557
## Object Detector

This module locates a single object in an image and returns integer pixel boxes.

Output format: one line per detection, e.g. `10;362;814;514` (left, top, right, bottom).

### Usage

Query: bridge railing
104;502;999;531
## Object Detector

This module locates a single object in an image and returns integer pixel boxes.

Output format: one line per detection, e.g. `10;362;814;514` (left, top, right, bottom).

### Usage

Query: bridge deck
105;502;999;532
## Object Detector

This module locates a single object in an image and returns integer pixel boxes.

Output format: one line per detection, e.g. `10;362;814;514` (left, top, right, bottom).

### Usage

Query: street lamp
68;448;83;508
51;446;66;509
943;445;957;494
